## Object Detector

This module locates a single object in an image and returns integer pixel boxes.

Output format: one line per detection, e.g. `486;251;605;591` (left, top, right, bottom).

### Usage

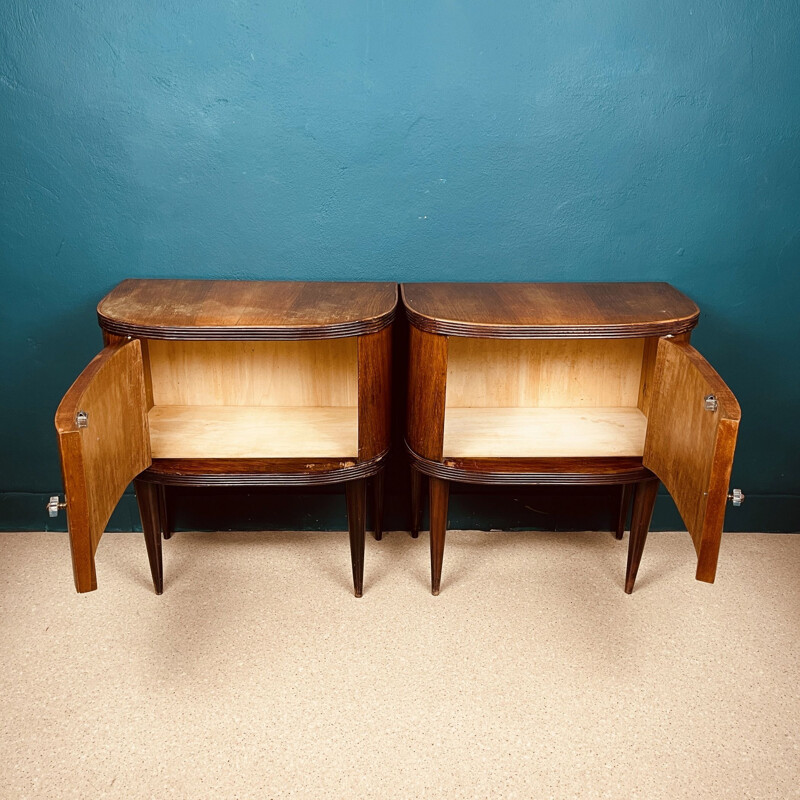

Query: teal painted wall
2;1;799;532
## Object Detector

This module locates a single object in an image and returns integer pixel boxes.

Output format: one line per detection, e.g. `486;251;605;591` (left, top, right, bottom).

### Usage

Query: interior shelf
148;406;358;459
442;407;647;458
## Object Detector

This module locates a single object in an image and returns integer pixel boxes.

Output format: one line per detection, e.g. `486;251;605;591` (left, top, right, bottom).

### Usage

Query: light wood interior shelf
442;407;647;458
148;405;358;459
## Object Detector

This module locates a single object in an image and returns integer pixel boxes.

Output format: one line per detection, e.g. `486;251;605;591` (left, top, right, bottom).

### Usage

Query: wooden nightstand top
401;282;699;338
98;279;398;340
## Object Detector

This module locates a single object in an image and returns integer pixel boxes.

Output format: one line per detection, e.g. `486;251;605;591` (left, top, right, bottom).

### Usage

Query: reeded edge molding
406;442;651;486
403;304;698;339
140;450;389;487
97;307;396;342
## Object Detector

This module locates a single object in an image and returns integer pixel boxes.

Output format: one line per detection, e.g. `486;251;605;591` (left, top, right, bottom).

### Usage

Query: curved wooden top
402;282;699;339
98;280;398;340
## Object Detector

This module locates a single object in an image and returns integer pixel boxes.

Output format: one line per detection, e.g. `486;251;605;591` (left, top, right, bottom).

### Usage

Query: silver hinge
704;394;718;412
727;489;745;507
76;410;88;428
47;495;67;517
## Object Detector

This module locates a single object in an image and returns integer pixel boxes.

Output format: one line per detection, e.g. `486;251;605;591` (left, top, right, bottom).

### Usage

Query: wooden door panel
643;338;740;582
55;340;151;592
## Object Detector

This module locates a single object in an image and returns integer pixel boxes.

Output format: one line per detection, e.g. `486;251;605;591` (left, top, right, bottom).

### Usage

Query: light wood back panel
147;339;358;408
445;338;645;408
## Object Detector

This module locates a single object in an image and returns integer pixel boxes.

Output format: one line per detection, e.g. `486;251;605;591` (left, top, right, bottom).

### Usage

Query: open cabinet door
642;338;741;583
55;340;152;592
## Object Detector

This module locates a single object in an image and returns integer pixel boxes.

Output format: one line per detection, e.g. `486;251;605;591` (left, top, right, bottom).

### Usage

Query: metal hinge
704;394;718;412
728;488;745;507
47;495;67;517
76;410;88;428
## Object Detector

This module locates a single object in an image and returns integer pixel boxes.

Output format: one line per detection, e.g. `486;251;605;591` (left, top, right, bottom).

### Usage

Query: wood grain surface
55;341;151;592
642;338;740;582
442;407;647;458
429;476;449;595
406;446;651;485
147;338;358;407
446;337;644;408
134;479;164;594
141;451;388;486
402;282;699;339
625;477;661;593
406;325;448;460
98;280;397;340
148;405;358;459
357;325;392;461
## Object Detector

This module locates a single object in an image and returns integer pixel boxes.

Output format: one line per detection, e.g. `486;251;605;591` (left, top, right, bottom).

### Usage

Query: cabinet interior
444;337;654;458
142;339;359;458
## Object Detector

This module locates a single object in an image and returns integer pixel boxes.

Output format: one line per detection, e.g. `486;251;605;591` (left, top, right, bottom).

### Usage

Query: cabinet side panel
407;326;448;460
446;338;644;408
358;326;392;461
147;339;358;407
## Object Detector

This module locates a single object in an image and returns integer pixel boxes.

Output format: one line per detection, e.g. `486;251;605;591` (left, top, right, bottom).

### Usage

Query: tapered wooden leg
134;479;164;595
615;483;633;540
429;476;449;596
371;468;385;541
410;465;424;539
625;478;659;594
158;484;174;540
346;479;367;597
68;522;98;593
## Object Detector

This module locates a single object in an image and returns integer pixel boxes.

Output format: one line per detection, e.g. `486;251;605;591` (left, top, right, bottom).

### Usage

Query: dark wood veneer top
98;279;398;340
401;282;700;338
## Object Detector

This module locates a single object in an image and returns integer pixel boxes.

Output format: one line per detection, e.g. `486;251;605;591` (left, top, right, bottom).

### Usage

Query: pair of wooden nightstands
52;280;741;598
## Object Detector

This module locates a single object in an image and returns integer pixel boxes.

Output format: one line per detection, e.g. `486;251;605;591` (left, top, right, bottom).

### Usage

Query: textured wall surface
2;1;799;531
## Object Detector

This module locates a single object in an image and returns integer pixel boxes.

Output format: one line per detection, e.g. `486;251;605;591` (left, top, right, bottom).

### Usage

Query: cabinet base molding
141;450;389;487
406;444;651;486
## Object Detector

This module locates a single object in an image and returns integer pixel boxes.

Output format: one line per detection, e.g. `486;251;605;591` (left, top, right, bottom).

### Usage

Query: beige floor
1;530;798;800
